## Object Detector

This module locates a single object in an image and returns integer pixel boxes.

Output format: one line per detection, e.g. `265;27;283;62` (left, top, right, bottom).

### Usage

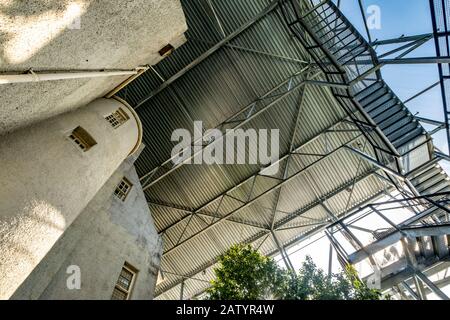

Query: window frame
114;177;133;202
159;43;175;57
105;108;130;129
111;263;138;300
68;126;97;152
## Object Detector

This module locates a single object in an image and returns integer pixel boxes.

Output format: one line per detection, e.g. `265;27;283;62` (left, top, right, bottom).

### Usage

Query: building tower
0;97;142;299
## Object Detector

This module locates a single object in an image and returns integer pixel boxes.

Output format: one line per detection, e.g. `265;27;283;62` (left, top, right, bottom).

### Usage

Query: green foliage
275;256;353;300
206;244;283;300
344;265;383;300
277;257;382;300
207;244;383;300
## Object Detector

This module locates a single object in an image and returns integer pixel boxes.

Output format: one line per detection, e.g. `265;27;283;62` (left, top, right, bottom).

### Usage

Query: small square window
158;43;174;57
68;126;97;152
111;263;138;300
105;108;130;129
114;177;133;201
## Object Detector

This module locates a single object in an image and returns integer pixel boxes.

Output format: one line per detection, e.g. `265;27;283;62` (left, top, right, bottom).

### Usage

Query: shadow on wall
0;0;187;137
0;199;67;299
0;199;66;267
0;0;89;66
0;0;187;70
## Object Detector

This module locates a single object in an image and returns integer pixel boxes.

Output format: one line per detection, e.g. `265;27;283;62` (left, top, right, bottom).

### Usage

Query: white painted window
105;108;129;129
114;177;132;201
111;263;137;300
68;126;97;152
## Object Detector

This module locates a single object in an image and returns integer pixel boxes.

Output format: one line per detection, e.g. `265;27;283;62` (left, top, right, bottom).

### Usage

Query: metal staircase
326;193;450;298
411;160;450;196
279;0;433;175
281;0;450;297
367;223;450;296
279;0;450;202
355;82;425;152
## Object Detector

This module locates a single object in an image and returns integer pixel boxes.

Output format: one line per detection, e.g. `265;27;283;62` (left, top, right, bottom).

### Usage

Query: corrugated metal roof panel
114;0;430;299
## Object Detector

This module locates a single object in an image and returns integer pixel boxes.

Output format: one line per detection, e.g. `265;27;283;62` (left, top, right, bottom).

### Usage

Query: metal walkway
281;0;450;298
280;0;434;177
355;82;425;153
326;193;450;299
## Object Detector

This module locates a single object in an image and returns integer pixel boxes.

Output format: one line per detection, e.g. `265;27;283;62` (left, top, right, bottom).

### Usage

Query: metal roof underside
116;0;424;299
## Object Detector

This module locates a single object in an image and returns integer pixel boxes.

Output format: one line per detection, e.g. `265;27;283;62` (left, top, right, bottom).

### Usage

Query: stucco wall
0;0;187;135
12;150;162;300
0;98;140;299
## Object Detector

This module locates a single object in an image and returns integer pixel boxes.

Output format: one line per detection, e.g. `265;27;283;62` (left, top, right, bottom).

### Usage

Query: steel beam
180;280;185;300
141;72;354;190
191;38;309;65
139;67;314;189
271;231;295;271
357;0;372;43
134;0;279;108
153;116;359;238
345;57;450;65
155;172;383;297
381;56;450;65
344;146;406;181
429;0;450;156
270;81;308;230
371;34;433;46
162;134;364;257
416;271;450;300
414;275;428;300
399;281;420;300
204;0;226;38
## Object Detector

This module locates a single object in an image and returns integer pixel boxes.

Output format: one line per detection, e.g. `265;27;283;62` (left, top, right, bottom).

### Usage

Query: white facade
0;0;187;301
0;98;143;299
11;148;162;300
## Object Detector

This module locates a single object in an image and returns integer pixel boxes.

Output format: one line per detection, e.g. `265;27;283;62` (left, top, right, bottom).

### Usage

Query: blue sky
335;0;448;154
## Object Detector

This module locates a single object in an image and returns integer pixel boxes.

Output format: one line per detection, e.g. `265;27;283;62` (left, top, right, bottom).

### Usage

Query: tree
276;256;382;300
345;264;384;300
206;244;283;300
275;256;353;300
207;244;383;300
